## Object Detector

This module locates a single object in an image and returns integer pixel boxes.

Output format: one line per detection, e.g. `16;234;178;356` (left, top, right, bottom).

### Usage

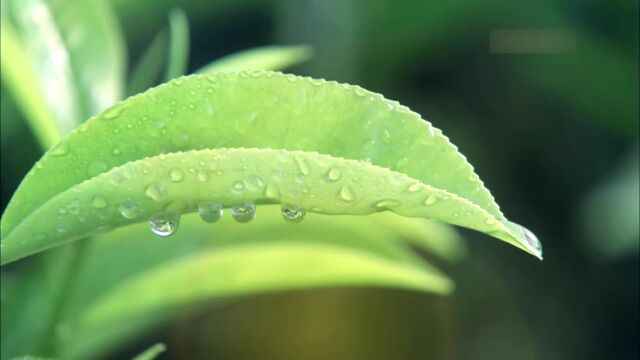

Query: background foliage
1;0;638;359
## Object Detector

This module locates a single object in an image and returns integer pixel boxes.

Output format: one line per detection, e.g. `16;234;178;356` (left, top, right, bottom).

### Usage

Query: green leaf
131;343;166;360
5;207;453;359
1;0;126;146
127;30;169;96
163;8;189;82
0;71;542;263
0;20;60;148
197;45;313;73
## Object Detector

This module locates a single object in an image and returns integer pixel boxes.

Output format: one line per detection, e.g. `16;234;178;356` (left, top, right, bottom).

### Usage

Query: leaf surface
0;71;542;263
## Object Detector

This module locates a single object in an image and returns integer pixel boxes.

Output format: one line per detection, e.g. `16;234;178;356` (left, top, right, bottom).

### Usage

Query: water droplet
294;156;310;176
51;142;69;156
102;106;123;119
198;202;223;223
112;146;121;155
326;168;342;181
374;199;401;208
485;218;496;225
232;202;256;223
197;170;209;182
169;168;184;182
265;185;280;198
245;175;265;190
339;185;356;202
119;201;141;219
149;212;180;237
281;204;305;223
56;223;67;233
424;194;439;205
145;182;166;201
407;183;421;192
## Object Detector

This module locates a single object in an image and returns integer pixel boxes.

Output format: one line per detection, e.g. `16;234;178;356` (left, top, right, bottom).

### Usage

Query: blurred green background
1;0;638;359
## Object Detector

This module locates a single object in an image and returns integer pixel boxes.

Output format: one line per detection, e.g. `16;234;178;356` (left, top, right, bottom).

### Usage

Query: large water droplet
326;167;342;181
198;202;223;223
119;201;141;219
170;168;184;182
281;204;305;223
232;202;256;223
339;185;356;202
505;221;543;259
424;194;439;205
145;182;166;201
149;212;180;237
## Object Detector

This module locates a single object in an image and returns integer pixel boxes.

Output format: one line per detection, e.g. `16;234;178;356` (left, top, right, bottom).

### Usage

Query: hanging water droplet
294;156;310;176
505;221;543;259
232;202;256;223
281;204;305;223
424;194;439;205
149;212;180;237
338;185;356;202
51;142;69;156
407;183;421;192
198;202;223;223
374;199;401;208
145;182;166;201
326;167;342;181
119;201;141;219
169;168;184;182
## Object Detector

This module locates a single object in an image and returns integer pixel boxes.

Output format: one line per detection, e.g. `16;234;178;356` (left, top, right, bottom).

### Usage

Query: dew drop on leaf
169;168;184;182
281;204;305;223
374;199;401;208
119;201;141;219
145;182;166;201
424;194;439;205
339;185;356;202
51;142;69;156
407;182;421;192
198;202;223;223
232;202;256;223
264;185;280;198
197;170;209;182
149;212;180;237
326;168;342;181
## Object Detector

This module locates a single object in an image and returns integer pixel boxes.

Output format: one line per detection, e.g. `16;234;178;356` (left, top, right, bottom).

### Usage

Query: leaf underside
0;71;542;263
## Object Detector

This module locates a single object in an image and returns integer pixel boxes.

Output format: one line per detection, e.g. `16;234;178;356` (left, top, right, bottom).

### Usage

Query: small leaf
131;343;166;360
197;45;313;73
163;8;189;81
127;30;169;96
